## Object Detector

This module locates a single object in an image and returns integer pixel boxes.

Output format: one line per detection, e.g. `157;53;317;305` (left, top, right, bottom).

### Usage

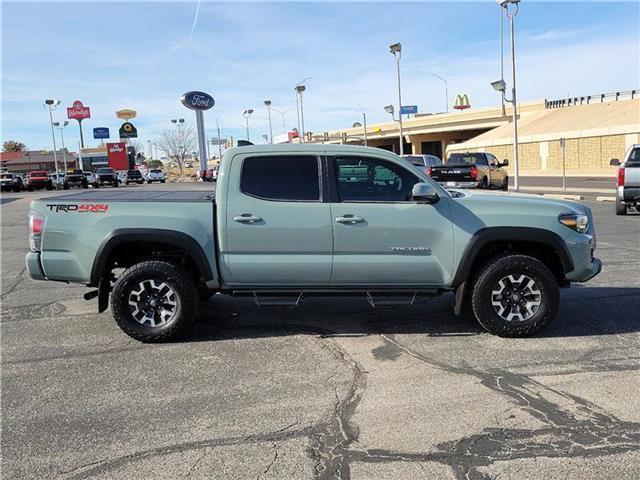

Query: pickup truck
610;144;640;215
431;152;509;190
26;144;601;342
25;170;53;191
64;169;89;189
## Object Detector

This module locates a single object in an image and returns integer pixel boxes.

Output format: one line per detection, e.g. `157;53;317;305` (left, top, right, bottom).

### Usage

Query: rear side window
241;155;320;201
627;147;640;167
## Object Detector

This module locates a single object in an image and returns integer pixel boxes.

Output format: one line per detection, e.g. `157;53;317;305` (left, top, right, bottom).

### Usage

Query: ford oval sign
181;91;215;111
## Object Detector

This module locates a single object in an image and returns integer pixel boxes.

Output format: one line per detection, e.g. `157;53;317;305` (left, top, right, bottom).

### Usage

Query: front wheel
615;197;627;216
470;254;559;337
111;260;198;342
501;177;509;191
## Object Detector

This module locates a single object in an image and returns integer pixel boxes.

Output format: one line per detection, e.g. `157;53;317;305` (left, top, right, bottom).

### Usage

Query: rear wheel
111;260;198;342
615;197;627;215
470;254;559;337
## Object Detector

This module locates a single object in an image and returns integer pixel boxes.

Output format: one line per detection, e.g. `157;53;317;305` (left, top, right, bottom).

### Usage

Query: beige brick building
310;92;640;176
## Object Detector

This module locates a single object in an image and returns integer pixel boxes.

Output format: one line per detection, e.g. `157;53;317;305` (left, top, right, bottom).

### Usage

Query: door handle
335;215;365;225
233;214;263;224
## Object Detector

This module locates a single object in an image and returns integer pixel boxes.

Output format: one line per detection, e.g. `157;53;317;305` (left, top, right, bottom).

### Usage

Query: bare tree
154;127;196;178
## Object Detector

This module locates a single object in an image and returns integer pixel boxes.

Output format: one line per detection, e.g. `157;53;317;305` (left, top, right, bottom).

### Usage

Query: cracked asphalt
1;186;639;479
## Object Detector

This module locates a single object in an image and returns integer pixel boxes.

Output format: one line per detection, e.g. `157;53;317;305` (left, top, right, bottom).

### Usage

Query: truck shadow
182;286;640;342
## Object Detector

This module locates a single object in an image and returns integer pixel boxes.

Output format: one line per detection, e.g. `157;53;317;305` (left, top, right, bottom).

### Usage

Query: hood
448;189;591;236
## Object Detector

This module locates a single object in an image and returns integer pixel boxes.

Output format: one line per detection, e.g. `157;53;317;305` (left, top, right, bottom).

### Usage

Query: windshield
1;173;12;179
446;153;485;166
150;169;162;173
97;168;114;173
403;155;427;166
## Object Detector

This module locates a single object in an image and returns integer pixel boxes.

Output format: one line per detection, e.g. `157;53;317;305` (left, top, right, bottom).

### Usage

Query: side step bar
235;290;436;308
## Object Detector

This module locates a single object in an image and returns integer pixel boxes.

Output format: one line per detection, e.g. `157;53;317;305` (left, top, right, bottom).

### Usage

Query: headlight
559;213;589;233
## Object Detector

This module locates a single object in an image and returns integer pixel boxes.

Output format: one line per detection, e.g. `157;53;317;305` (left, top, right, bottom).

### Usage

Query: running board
366;291;418;308
252;292;304;307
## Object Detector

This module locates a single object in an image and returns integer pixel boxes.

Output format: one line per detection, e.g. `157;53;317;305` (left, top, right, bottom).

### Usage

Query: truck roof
224;143;400;158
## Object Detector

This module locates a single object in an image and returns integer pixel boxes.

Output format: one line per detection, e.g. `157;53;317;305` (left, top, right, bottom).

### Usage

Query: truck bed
41;190;215;202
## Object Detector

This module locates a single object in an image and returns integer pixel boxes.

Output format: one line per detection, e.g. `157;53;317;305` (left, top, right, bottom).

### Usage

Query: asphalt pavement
1;183;639;479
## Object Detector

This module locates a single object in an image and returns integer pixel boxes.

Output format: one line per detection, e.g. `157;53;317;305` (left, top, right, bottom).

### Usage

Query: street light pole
432;74;449;113
390;43;404;155
500;6;506;117
53;121;69;171
264;100;273;144
273;108;292;135
506;0;520;191
362;111;368;146
44;99;61;175
242;109;254;141
295;85;307;142
215;118;223;159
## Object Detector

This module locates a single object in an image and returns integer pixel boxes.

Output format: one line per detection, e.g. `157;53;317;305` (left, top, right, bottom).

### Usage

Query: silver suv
611;144;640;215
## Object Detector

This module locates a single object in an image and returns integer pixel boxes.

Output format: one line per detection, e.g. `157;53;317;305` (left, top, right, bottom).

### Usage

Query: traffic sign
400;105;418;115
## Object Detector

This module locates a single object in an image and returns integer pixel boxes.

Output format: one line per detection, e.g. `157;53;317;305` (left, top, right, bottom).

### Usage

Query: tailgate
430;166;475;182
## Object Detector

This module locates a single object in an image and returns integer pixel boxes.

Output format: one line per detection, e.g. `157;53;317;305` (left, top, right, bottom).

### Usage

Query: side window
241;155;320;201
334;156;420;202
476;154;489;166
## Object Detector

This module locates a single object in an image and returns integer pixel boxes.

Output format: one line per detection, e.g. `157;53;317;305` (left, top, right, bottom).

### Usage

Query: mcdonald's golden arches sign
454;94;471;110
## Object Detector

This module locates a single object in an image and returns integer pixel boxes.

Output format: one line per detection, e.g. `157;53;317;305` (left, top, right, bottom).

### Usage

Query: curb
542;193;584;201
596;196;616;202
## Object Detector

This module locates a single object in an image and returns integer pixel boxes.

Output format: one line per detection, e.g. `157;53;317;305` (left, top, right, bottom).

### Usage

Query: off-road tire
470;254;559;337
615;197;627;216
111;260;199;342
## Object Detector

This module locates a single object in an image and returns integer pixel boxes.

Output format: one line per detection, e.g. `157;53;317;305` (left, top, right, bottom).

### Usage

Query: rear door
329;154;454;285
221;153;333;286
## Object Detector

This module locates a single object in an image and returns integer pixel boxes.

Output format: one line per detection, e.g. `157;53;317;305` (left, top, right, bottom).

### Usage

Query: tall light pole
295;85;307;141
432;73;449;113
273;108;292;134
171;118;185;130
215;118;223;159
52;121;70;171
499;5;506;117
389;43;404;155
495;0;521;191
148;140;153;159
44;99;61;175
358;105;368;146
264;100;273;144
242;109;254;141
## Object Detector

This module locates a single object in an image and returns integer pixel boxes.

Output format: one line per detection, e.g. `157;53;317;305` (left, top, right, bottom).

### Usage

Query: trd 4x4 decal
45;204;109;213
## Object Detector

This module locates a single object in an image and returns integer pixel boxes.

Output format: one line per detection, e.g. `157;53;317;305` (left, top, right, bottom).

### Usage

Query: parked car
0;172;25;192
95;167;119;187
199;167;218;182
611;144;640;215
26;144;601;342
84;171;97;187
401;154;443;177
431;152;509;190
125;170;145;185
48;173;66;189
26;171;53;191
145;168;166;183
64;169;89;189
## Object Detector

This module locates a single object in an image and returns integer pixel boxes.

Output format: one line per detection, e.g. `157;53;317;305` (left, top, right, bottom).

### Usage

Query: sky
1;0;639;154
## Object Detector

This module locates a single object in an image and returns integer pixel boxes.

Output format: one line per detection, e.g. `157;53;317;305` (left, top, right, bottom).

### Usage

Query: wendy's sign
67;100;91;120
181;91;215;111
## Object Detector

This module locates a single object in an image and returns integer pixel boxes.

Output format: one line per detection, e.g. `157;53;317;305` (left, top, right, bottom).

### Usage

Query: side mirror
610;158;620;166
501;159;509;167
412;182;440;204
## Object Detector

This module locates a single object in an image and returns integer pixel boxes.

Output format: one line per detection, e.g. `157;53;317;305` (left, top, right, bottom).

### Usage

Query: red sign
67;100;91;120
288;131;300;142
107;142;128;170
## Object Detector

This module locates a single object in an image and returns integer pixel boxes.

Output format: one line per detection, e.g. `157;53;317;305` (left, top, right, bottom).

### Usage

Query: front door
329;155;454;286
221;153;333;286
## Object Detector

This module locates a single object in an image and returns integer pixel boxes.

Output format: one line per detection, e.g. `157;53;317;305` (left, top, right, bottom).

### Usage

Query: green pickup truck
26;144;601;341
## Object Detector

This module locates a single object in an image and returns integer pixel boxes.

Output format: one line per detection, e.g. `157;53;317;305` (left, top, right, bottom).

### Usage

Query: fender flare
451;227;574;288
90;228;213;286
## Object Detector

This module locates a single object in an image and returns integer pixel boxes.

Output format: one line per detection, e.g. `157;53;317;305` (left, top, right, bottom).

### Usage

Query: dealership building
309;90;639;175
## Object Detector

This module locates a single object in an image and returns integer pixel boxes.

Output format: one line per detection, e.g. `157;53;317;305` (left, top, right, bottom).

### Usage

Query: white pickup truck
611;144;640;215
